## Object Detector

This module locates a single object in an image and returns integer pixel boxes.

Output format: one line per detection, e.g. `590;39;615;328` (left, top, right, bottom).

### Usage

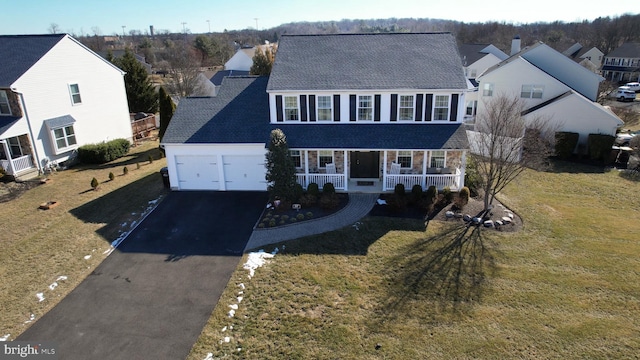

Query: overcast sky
1;0;638;36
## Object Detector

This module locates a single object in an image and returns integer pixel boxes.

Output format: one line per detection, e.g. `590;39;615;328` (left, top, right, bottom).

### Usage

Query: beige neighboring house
224;44;275;71
563;43;604;73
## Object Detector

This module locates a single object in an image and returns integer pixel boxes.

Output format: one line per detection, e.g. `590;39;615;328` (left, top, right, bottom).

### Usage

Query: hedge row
587;134;615;161
554;132;579;160
77;138;131;164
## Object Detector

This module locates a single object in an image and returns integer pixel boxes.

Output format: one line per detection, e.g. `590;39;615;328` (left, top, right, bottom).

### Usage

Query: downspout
12;89;43;174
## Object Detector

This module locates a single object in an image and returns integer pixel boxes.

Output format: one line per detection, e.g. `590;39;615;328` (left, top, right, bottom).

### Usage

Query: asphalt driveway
18;191;268;360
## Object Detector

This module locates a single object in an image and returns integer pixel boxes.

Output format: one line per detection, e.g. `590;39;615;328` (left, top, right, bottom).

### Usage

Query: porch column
383;150;388;191
343;150;348;191
422;150;427;189
304;150;309;188
0;140;16;175
459;151;467;191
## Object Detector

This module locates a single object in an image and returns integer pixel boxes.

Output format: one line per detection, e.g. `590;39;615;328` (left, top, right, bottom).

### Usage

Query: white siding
12;35;132;164
224;52;253;71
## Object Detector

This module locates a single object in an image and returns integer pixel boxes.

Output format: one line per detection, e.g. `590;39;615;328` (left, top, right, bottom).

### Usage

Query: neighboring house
459;43;509;122
162;33;470;193
562;43;604;73
0;34;133;179
601;42;640;83
208;69;250;96
476;39;623;148
224;44;275;71
98;49;153;74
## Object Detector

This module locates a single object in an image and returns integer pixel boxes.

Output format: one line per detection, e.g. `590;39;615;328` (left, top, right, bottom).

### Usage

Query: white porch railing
296;174;346;190
0;155;35;175
384;169;461;191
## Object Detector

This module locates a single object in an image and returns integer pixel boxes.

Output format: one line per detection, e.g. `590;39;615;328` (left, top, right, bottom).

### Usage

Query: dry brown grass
0;140;167;340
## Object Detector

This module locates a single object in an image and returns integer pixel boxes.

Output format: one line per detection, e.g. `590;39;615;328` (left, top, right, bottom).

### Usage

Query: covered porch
0;134;38;179
292;149;466;192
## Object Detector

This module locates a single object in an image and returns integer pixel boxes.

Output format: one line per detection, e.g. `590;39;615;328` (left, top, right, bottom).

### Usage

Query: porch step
13;168;40;181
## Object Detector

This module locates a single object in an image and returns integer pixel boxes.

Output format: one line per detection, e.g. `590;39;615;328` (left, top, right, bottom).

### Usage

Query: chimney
510;35;521;56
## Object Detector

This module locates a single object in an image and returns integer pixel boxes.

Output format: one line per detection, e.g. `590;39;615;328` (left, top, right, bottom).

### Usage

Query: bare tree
469;95;554;210
48;23;61;34
162;43;206;98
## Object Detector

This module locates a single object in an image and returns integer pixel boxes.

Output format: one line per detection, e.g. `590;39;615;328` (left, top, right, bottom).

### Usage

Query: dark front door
350;151;379;178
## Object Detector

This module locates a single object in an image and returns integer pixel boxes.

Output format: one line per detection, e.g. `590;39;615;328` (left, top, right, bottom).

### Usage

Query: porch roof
0;116;22;136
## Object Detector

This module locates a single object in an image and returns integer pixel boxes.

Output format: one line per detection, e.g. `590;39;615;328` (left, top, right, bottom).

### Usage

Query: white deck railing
0;155;34;175
296;174;346;190
384;170;461;191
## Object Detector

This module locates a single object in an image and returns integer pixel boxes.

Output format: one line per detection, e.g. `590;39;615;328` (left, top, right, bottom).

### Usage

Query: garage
223;155;266;191
175;155;219;190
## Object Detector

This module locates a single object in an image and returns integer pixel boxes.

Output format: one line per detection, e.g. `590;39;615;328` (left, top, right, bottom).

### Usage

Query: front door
350;151;379;178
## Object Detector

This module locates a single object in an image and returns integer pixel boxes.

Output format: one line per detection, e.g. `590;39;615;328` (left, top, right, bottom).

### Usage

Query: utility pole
181;22;187;41
121;25;126;37
254;18;259;30
207;20;210;33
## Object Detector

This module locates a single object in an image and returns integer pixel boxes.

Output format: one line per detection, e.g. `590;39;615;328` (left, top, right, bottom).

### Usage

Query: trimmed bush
307;183;319;198
90;177;99;190
394;183;406;197
136;162;141;170
459;187;470;205
108;172;115;181
123;166;129;175
442;186;453;203
555;132;579;159
425;185;438;204
77;139;131;164
411;185;423;203
292;183;304;202
587;134;615;161
322;182;336;195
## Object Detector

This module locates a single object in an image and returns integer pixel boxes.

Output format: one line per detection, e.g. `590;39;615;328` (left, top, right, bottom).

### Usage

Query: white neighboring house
223;44;275;72
0;34;133;179
476;39;623;148
562;43;604;73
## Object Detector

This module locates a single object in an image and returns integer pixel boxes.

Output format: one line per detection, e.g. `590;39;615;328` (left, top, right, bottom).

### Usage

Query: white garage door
175;155;219;190
223;155;266;191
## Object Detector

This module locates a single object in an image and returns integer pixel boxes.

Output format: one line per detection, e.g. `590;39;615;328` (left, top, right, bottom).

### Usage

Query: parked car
615;131;639;146
624;82;640;92
615;87;636;102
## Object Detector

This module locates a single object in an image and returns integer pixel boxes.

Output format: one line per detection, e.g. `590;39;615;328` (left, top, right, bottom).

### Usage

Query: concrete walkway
245;193;379;250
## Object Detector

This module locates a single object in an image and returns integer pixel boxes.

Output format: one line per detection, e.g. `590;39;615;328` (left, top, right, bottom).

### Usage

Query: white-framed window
430;150;445;168
358;95;373;121
318;150;333;168
397;150;412;168
433;95;450;121
69;83;82;105
521;84;544;99
8;137;23;157
466;100;477;116
0;90;12;115
482;83;494;96
284;96;299;121
398;95;414;121
53;125;77;151
290;150;302;168
317;95;332;121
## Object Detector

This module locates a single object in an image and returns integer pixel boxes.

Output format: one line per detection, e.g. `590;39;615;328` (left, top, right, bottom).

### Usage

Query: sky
0;0;638;36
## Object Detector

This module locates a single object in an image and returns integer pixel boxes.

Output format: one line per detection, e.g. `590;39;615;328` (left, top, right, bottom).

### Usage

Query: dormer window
284;96;298;121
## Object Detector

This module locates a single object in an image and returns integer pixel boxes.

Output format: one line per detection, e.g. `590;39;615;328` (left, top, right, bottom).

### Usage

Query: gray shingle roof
606;42;640;58
0;34;66;87
267;33;467;91
162;76;468;150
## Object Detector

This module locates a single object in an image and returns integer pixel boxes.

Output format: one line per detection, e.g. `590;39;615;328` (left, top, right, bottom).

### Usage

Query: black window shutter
275;95;283;122
309;95;316;122
333;94;340;121
300;95;307;121
415;94;423;121
374;94;381;121
425;94;433;121
390;94;398;122
449;94;459;122
349;94;356;121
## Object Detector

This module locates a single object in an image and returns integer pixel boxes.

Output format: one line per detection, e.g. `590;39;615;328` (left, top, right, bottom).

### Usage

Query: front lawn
189;162;640;359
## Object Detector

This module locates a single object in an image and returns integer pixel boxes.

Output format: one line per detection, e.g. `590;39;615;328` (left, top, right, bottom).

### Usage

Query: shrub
307;183;319;198
296;213;305;220
90;177;99;190
290;217;297;223
587;133;615;161
148;154;154;164
257;223;265;228
394;183;406;197
442;186;453;203
306;212;313;219
136;162;141;170
0;167;5;179
386;193;407;212
299;193;318;208
281;215;289;221
410;185;423;205
458;186;470;206
292;183;304;202
425;185;438;204
123;166;129;175
77;139;131;164
268;219;276;227
322;182;336;195
555;132;579;159
319;193;340;209
108;172;115;181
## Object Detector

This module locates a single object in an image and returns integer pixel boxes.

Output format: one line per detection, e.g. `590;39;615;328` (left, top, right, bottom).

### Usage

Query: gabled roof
163;76;469;150
0;116;22;135
267;33;467;91
458;44;508;66
210;70;250;86
0;34;66;87
605;42;640;58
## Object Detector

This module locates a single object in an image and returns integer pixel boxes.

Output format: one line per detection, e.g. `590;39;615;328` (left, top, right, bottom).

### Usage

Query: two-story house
161;33;469;192
601;42;640;83
0;34;133;180
476;40;623;148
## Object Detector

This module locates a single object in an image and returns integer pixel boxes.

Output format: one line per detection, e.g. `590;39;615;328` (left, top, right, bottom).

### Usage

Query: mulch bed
0;179;42;203
257;194;350;228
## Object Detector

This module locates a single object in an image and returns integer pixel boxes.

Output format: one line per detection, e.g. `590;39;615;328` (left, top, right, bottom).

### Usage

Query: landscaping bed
256;193;349;228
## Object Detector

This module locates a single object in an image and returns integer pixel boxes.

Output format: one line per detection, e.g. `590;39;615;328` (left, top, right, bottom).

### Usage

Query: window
466;100;477;116
318;150;333;168
290;150;301;168
357;95;372;121
430;151;445;168
398;95;414;121
8;137;23;157
397;151;412;168
482;83;494;96
69;84;82;105
317;96;332;121
521;85;544;99
433;95;450;121
284;96;298;121
53;125;77;151
0;90;11;115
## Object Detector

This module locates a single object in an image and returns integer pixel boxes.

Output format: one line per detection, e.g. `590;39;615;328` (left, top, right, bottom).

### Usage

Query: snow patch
83;255;91;260
24;314;36;324
36;293;45;302
0;334;10;341
48;282;58;290
243;250;274;278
